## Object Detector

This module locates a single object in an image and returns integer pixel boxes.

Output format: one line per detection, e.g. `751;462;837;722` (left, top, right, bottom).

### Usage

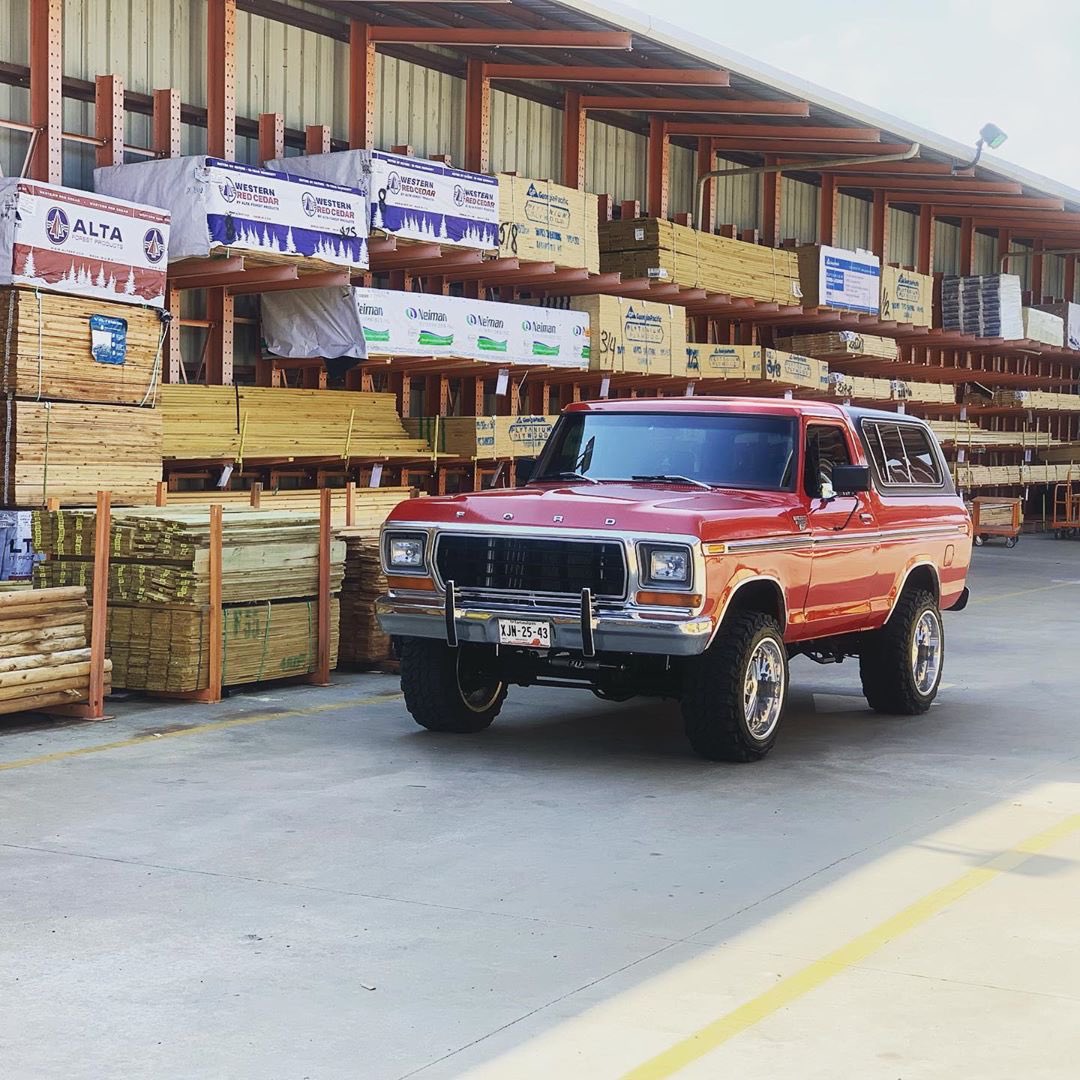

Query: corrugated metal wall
668;143;694;219
708;156;758;233
1;0;30;178
836;193;870;250
935;221;960;275
889;208;916;267
585;119;645;205
489;90;561;180
780;177;818;244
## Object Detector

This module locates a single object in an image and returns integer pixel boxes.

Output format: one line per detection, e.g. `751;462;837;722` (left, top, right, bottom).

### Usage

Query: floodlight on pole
952;123;1008;173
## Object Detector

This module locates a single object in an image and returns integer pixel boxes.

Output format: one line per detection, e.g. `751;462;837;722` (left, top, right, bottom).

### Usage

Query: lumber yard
2;3;1080;1079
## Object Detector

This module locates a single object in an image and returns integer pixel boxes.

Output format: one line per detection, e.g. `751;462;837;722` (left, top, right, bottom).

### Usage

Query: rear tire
400;639;506;733
859;589;943;715
681;611;788;762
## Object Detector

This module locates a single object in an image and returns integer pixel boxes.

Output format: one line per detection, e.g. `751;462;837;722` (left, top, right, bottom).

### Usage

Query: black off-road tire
859;588;943;715
400;638;506;733
681;611;788;763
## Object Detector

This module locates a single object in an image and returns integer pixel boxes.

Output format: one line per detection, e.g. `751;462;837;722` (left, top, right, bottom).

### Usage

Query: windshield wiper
630;474;714;491
531;470;600;485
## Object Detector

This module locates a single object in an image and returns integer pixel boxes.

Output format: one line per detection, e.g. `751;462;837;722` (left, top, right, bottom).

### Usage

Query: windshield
533;412;798;491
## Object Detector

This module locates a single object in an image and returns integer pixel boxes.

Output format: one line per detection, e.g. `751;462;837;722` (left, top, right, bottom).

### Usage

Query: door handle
859;513;874;524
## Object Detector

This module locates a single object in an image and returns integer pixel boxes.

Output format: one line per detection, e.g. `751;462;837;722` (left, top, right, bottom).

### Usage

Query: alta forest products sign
0;180;170;307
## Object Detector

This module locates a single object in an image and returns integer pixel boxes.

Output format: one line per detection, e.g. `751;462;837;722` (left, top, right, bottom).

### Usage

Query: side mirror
832;464;871;495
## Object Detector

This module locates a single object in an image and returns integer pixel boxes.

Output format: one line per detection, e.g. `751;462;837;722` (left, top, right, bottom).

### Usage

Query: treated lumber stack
338;531;391;667
930;420;1060;450
0;586;110;715
0;400;163;506
32;507;343;693
564;295;687;375
159;387;429;463
599;220;801;305
0;288;165;405
498;175;599;272
777;332;899;362
156;486;413;527
405;416;557;459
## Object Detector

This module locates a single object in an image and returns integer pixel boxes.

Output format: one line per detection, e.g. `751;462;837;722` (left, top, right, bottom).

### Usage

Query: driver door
802;421;878;635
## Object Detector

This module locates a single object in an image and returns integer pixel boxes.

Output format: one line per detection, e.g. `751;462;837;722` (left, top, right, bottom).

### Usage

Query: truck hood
386;482;802;542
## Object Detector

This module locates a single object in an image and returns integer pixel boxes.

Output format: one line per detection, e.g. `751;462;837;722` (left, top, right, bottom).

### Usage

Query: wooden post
310;487;332;686
94;74;125;168
761;155;781;247
345;481;356;527
86;491;111;718
207;504;224;703
28;0;63;183
819;174;837;246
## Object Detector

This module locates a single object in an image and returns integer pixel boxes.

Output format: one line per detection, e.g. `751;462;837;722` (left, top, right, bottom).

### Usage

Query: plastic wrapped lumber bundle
499;175;599;271
0;586;111;715
939;275;1023;339
0;288;167;405
1021;307;1065;347
599;219;801;304
777;331;898;361
0;400;163;506
337;530;391;667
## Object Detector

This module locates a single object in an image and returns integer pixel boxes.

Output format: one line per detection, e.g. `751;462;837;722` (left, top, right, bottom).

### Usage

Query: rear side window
864;421;942;487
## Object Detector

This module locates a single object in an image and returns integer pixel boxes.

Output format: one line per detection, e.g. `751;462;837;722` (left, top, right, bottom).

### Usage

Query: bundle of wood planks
0;399;163;506
159;386;430;463
32;507;344;692
338;530;391;667
777;332;899;362
827;373;955;405
1;287;166;405
599;220;801;305
404;416;557;459
154;486;414;527
0;586;111;715
498;175;600;272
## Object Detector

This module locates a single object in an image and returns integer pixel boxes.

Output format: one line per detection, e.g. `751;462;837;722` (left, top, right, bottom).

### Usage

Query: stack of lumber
991;390;1080;412
880;267;933;327
683;345;828;392
1041;444;1080;465
155;486;413;527
32;507;344;693
108;597;340;691
498;175;599;272
1021;307;1065;347
940;275;1023;339
972;497;1022;528
599;220;801;305
930;419;1061;450
0;586;110;716
0;399;163;506
1;288;165;405
159;387;429;463
777;332;898;362
954;464;1024;487
405;416;557;459
828;373;954;405
565;295;687;375
338;530;391;667
1022;463;1075;482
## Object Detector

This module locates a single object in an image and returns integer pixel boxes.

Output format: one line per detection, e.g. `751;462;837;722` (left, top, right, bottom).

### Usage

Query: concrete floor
2;536;1079;1080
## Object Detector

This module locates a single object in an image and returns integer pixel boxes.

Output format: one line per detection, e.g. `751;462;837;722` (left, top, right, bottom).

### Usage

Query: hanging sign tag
599;376;611;399
89;314;129;365
495;369;510;396
369;463;384;488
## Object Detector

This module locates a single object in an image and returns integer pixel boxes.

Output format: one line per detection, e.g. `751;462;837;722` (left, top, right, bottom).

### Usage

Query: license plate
497;618;552;649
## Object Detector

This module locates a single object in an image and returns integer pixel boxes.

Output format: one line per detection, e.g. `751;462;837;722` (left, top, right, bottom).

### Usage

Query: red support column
646;117;669;220
959;218;976;275
305;124;331;155
819;174;836;246
28;0;63;183
1031;239;1045;300
349;20;376;149
761;155;781;247
1065;256;1077;303
917;207;935;274
94;74;125;168
206;0;236;159
697;138;717;233
871;191;889;261
562;90;586;190
997;227;1012;273
258;112;284;165
153;88;181;157
465;60;490;173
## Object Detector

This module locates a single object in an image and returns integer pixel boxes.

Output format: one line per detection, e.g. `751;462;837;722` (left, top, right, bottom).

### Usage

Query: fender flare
883;559;941;624
706;574;788;647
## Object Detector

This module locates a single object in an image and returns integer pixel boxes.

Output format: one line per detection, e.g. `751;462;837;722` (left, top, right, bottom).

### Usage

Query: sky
611;0;1080;190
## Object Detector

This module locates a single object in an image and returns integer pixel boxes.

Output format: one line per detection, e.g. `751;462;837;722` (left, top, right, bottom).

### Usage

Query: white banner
820;245;880;314
0;179;170;307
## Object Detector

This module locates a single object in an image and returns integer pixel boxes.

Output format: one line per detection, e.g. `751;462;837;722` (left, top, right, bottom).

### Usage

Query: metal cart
972;496;1023;548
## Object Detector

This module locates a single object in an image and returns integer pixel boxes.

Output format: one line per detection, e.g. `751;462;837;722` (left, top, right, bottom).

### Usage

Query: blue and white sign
819;245;881;314
89;313;128;365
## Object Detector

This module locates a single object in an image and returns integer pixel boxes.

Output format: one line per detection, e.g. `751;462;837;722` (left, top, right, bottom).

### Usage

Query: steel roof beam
672;123;881;140
366;28;632;48
692;137;914;154
831;175;1024;194
485;65;730;85
580;96;809;115
891;193;1066;210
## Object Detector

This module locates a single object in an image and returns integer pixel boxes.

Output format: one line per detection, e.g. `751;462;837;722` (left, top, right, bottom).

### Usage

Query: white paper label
495;369;509;396
369;463;384;488
599;376;611;399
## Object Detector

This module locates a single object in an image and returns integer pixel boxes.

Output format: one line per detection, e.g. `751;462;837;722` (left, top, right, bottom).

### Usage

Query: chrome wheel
456;652;505;714
911;609;942;696
743;637;786;739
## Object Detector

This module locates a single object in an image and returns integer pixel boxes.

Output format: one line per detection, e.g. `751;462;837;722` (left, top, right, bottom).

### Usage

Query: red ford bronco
377;398;972;761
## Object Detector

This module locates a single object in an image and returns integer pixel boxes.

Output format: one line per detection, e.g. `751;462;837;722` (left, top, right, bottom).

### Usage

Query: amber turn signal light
387;575;436;591
635;590;703;607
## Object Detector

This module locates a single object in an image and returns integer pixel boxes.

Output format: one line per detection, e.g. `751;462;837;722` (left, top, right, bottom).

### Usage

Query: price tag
217;464;233;489
783;389;793;400
960;406;967;421
896;401;906;415
958;449;966;463
599;376;611;399
495;369;510;396
685;381;696;397
369;463;383;488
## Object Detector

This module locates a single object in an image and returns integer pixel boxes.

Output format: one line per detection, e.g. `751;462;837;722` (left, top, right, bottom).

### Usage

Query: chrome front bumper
376;590;715;657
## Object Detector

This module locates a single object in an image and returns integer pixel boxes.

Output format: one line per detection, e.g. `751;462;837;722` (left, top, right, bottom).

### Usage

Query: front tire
681;611;788;762
859;589;943;715
400;639;506;733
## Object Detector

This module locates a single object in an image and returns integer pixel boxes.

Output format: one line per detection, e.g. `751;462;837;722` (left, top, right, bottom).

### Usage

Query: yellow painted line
970;580;1079;605
0;690;403;773
623;811;1080;1080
